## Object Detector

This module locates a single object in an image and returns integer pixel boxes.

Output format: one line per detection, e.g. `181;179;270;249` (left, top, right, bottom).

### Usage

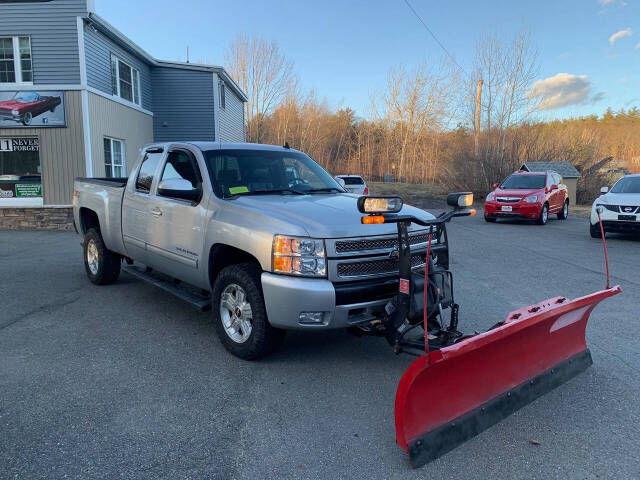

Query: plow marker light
395;286;621;468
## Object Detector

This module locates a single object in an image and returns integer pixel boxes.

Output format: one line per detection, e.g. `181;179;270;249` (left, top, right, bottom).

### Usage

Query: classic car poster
0;90;66;127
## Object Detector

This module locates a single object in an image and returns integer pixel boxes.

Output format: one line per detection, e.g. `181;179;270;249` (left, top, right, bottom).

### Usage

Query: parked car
0;91;61;126
590;174;640;237
335;174;369;194
73;143;434;359
484;170;569;225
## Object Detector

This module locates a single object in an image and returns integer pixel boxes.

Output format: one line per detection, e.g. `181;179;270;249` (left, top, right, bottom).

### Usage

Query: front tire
212;263;284;360
590;223;602;239
537;203;549;225
557;200;569;220
83;228;121;285
21;112;32;126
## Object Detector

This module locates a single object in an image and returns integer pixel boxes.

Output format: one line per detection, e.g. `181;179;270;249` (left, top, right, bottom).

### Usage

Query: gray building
0;0;246;212
520;161;581;206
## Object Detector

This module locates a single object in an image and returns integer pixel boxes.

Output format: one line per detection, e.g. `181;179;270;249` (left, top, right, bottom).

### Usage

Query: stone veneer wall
0;207;74;230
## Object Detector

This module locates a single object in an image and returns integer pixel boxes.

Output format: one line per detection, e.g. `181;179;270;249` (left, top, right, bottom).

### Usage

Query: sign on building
0;91;66;128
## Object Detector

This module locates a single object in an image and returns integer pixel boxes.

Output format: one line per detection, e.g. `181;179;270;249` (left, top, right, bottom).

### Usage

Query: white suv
335;175;368;195
590;174;640;237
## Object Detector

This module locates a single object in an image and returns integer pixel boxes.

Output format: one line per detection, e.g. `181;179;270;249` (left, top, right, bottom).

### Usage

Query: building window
0;36;32;84
110;54;140;105
103;137;125;178
219;82;226;109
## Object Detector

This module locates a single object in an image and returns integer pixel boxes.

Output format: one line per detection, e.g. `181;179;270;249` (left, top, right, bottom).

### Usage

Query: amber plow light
362;215;385;224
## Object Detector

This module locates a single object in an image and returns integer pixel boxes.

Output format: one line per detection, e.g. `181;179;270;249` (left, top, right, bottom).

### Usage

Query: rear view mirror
600;186;609;193
550;184;558;191
157;178;201;201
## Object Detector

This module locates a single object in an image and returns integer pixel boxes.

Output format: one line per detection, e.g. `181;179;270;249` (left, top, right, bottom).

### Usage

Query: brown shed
520;162;582;205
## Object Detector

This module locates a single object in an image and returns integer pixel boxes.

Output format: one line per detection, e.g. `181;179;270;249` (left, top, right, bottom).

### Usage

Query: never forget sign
0;137;39;152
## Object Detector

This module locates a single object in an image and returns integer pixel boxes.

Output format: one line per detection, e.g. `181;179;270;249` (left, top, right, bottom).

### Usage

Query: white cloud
636;42;640;49
609;28;632;45
598;0;615;4
620;76;629;83
529;73;592;110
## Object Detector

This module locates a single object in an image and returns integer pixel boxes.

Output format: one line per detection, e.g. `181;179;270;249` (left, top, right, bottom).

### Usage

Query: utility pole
474;79;483;159
186;46;190;63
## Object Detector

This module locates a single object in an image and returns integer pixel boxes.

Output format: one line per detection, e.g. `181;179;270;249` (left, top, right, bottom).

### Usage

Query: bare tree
225;35;294;142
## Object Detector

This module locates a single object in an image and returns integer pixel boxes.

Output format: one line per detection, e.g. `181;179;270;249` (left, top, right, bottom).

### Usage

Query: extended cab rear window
500;175;545;189
340;177;364;185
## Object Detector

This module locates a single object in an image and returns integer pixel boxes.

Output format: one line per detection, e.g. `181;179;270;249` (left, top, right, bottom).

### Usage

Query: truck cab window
160;150;202;188
135;151;163;193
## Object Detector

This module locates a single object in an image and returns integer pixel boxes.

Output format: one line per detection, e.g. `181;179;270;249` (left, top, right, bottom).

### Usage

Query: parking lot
1;213;639;479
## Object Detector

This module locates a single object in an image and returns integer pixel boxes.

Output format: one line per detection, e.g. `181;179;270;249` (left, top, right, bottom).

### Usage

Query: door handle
151;207;163;217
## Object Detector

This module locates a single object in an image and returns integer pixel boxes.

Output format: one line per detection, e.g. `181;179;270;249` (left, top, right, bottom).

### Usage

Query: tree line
224;32;640;203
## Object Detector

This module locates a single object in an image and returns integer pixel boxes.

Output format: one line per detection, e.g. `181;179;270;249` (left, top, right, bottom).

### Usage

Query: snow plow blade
395;286;621;468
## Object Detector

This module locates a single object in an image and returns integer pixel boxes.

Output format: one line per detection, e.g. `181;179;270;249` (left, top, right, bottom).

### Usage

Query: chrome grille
496;196;521;203
337;253;425;278
335;232;430;254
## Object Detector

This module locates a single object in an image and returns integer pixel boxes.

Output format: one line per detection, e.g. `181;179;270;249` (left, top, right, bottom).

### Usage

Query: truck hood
228;193;435;238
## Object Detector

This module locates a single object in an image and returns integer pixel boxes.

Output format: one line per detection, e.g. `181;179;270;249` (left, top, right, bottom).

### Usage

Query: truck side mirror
600;186;609;193
335;177;346;188
157;178;201;201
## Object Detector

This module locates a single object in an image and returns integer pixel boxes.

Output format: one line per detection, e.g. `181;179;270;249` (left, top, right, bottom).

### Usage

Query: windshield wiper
305;187;343;193
230;188;307;197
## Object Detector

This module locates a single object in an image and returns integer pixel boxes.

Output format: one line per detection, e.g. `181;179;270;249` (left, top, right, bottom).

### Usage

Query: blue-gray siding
0;0;88;85
218;79;245;142
151;67;215;141
83;22;153;111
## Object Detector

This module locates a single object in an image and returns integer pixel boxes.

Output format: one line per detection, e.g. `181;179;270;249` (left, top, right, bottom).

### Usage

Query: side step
122;264;212;312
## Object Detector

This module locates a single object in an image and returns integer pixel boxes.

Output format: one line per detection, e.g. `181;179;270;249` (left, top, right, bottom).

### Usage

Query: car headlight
486;192;495;201
11;109;19;115
523;195;538;203
272;235;326;277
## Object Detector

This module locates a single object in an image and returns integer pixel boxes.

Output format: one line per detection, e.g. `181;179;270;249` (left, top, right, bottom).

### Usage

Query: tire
212;263;285;360
21;112;32;126
537;203;549;225
557;200;569;220
590;223;603;239
484;216;496;223
83;228;121;285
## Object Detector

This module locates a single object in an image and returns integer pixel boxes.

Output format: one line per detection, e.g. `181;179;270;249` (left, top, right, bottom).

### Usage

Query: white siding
217;79;245;142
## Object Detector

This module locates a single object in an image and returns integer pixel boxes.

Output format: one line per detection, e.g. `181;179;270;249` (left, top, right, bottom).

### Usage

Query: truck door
144;148;207;287
122;148;165;263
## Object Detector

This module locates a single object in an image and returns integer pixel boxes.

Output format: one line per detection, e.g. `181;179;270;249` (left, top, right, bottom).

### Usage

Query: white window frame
219;82;226;109
110;54;141;106
103;136;126;178
0;35;33;85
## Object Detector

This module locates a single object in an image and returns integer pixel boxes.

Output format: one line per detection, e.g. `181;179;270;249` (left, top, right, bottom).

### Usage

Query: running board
122;265;211;312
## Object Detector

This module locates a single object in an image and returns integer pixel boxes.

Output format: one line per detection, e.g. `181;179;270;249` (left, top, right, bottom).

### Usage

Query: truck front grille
337;253;425;278
335;232;429;254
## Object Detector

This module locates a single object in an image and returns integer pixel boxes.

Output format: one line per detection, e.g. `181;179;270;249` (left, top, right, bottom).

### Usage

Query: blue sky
95;0;639;122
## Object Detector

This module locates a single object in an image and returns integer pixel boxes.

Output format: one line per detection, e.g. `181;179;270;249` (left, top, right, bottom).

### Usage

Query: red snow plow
356;195;621;468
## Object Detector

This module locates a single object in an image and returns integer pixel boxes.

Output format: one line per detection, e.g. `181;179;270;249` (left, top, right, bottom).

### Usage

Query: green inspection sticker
229;186;249;194
15;184;42;197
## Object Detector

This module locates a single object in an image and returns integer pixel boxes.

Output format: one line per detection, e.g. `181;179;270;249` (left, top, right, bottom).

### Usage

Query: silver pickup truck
73;142;434;359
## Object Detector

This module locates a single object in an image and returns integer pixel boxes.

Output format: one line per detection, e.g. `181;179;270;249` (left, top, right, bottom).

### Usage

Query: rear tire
557;200;569;220
484;216;496;223
212;263;285;360
590;223;602;239
83;228;121;285
537;204;549;225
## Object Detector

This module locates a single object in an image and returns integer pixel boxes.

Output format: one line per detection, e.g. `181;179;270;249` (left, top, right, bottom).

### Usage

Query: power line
402;0;466;74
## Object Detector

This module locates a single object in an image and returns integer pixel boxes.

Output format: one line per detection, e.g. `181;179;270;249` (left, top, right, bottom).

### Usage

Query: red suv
484;171;569;225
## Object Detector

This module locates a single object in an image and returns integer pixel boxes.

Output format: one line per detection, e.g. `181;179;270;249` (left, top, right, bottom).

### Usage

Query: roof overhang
83;13;247;102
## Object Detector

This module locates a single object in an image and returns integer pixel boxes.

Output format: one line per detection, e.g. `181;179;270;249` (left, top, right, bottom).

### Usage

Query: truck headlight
272;235;326;277
11;109;19;115
523;194;538;203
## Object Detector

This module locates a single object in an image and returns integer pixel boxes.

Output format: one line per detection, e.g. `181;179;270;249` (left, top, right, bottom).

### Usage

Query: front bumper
261;272;393;330
590;205;640;232
0;111;21;122
484;201;541;220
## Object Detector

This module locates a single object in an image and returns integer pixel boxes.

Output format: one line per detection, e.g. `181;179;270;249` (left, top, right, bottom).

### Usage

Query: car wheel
83;228;121;285
537;203;549;225
557;200;569;220
212;263;285;360
21;112;32;126
590;223;603;239
484;216;496;223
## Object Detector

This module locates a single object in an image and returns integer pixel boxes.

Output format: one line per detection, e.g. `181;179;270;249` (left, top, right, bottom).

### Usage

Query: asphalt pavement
1;212;639;479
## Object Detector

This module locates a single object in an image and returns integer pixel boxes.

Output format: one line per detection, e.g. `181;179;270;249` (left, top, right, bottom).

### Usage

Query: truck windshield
500;175;545;189
610;176;640;194
203;149;344;198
